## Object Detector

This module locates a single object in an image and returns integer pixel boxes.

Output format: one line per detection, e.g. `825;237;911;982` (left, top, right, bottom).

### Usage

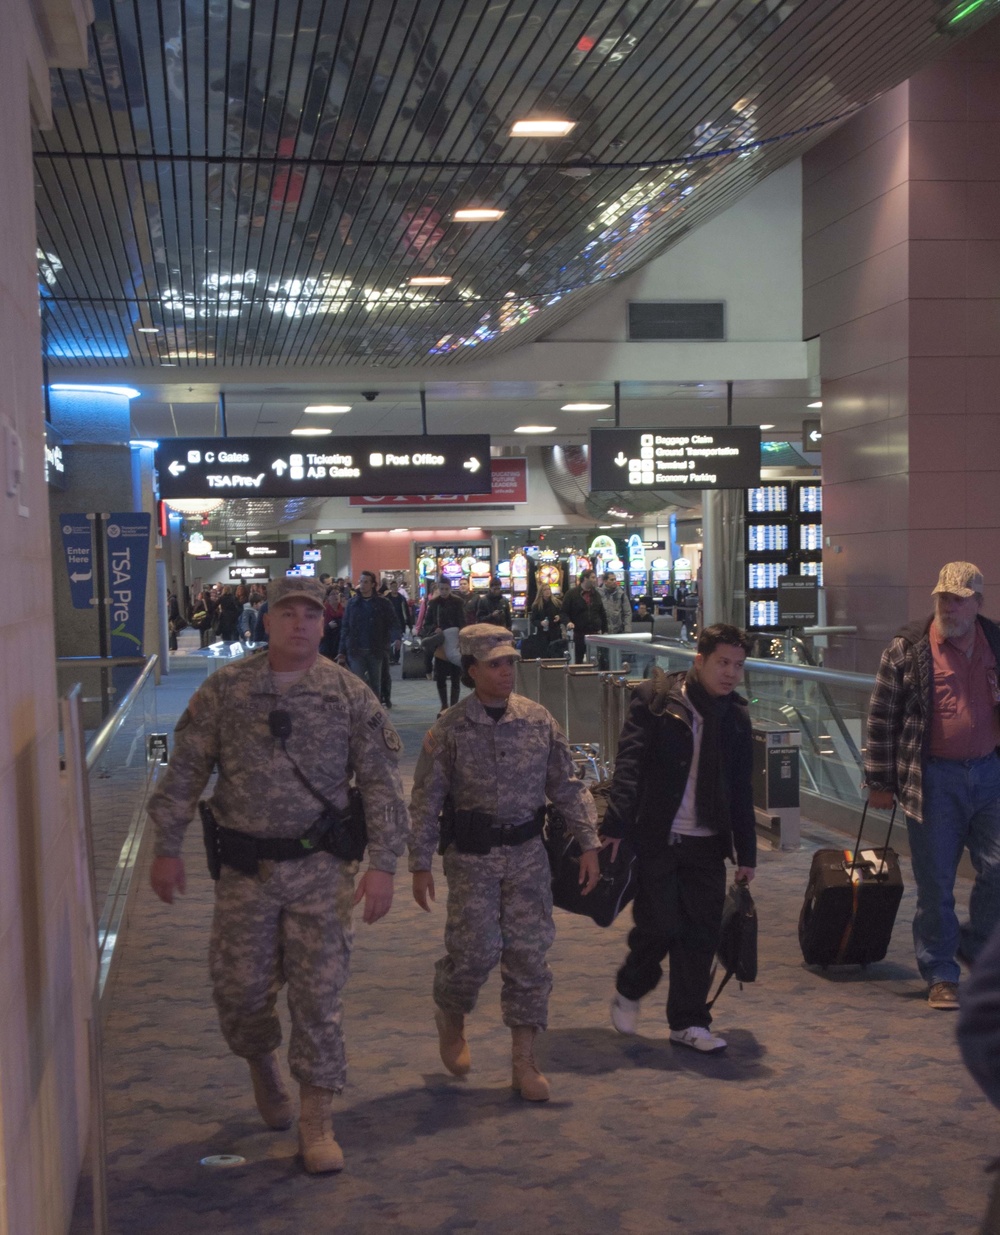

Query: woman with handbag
530;583;564;650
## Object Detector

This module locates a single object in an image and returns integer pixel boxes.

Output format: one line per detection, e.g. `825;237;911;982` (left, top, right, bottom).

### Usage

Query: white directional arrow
613;451;628;467
168;460;186;476
463;457;481;473
70;570;92;583
272;459;288;476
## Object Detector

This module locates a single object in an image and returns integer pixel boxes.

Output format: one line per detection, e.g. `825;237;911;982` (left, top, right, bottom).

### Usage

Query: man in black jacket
601;623;756;1053
469;578;512;628
561;569;608;663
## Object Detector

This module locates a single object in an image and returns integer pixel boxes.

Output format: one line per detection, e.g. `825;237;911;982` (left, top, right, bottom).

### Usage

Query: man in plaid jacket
864;562;1000;1010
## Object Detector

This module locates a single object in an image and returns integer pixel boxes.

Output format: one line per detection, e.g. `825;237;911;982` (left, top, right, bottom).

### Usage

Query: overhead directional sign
803;418;822;450
590;427;761;491
230;541;290;559
155;435;492;499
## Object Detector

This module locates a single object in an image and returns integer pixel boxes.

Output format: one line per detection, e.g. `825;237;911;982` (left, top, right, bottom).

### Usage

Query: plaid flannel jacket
864;614;1000;824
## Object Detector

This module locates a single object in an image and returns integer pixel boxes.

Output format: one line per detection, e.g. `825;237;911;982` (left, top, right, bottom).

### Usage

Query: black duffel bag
708;879;758;1007
544;785;636;928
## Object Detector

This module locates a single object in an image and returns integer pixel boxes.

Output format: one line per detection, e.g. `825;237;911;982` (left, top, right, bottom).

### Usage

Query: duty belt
488;812;545;847
440;802;546;855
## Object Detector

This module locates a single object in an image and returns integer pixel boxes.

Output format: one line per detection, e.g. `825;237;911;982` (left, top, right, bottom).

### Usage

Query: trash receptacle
751;721;801;851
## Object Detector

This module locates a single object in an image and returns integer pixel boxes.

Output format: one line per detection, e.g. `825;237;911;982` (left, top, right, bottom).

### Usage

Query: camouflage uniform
148;652;409;1091
409;692;599;1028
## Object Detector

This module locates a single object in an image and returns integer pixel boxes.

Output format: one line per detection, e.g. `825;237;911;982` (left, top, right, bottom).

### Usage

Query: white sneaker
610;993;641;1035
669;1026;727;1053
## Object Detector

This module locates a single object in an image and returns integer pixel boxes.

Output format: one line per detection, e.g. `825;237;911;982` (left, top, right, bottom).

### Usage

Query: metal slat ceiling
35;0;997;370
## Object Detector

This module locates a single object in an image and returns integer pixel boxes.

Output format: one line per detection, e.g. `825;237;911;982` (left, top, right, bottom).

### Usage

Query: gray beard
935;614;976;642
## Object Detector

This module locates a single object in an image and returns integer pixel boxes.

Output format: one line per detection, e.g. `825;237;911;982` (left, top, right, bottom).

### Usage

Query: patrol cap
459;623;520;664
932;561;984;598
267;576;326;609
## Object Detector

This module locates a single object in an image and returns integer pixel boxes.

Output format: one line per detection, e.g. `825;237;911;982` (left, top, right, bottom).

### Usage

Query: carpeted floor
75;659;1000;1234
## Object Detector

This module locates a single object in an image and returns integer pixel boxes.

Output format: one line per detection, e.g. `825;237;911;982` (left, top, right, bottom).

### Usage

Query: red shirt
928;622;1000;759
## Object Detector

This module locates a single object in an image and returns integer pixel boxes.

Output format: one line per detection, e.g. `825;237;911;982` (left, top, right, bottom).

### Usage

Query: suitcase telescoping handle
849;799;897;879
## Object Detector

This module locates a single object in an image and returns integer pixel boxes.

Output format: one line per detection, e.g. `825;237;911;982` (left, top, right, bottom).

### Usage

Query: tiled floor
73;659;1000;1234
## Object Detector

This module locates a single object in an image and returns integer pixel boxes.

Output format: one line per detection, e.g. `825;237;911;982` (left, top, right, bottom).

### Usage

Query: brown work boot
298;1084;345;1174
511;1026;550;1102
435;1006;471;1076
247;1052;293;1130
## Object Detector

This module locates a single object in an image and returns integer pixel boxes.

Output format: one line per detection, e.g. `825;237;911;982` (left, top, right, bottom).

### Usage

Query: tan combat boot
247;1051;293;1130
435;1006;471;1076
511;1025;550;1102
298;1083;345;1174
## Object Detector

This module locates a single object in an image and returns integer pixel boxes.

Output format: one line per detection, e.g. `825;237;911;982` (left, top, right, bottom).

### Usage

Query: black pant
616;835;727;1030
573;628;591;664
434;658;461;709
380;653;391;704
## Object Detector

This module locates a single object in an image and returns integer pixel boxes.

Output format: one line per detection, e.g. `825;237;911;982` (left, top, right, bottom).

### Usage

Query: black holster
438;798;456;856
318;788;368;863
200;801;223;880
453;807;495;854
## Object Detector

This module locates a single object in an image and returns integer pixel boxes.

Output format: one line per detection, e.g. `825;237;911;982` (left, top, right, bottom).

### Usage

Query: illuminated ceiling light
807;400;823;409
246;530;260;536
315;529;335;534
136;327;160;333
291;427;333;436
514;424;556;434
561;402;611;412
510;119;575;138
453;208;505;221
129;439;159;449
50;383;141;399
390;528;409;533
759;423;775;430
536;525;553;530
160;362;178;367
165;350;216;360
304;405;352;414
167;498;224;516
947;0;992;23
408;276;452;286
465;526;482;531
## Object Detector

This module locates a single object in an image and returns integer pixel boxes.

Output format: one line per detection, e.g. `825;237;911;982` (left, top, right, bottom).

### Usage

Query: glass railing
59;655;161;997
585;633;876;817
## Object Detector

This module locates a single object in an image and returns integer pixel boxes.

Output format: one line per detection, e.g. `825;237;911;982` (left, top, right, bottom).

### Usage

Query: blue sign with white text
106;512;152;656
59;514;94;609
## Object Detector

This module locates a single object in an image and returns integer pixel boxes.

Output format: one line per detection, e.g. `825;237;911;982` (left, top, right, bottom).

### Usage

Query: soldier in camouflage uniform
409;623;601;1101
148;576;409;1173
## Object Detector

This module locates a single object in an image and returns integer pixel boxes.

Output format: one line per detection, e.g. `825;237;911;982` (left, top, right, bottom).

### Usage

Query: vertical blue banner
105;512;152;656
59;514;95;609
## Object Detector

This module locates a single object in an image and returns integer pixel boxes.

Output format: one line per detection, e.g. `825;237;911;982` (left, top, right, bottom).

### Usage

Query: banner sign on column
59;514;95;610
106;512;152;655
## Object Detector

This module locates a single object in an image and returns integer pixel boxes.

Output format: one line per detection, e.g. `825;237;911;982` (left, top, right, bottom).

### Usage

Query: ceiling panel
36;0;995;371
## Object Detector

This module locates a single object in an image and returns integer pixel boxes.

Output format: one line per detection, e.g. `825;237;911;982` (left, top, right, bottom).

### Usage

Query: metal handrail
58;656;147;666
586;634;876;691
85;655;159;772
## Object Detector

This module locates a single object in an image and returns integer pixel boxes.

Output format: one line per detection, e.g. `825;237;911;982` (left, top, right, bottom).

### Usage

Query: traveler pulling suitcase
799;803;903;967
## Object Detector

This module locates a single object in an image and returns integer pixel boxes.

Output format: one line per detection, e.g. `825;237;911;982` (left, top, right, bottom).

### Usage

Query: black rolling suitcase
799;803;904;967
401;643;428;680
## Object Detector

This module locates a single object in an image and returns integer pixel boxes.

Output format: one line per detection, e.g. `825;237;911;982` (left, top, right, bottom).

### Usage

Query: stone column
804;20;1000;672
